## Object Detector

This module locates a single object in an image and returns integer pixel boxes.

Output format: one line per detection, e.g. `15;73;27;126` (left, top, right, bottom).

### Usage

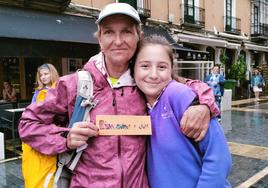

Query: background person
22;63;59;188
133;35;231;188
19;3;219;187
251;68;265;101
31;63;59;103
205;65;225;119
2;80;17;102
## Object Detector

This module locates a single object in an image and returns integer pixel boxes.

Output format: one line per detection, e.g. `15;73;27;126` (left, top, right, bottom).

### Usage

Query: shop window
68;58;83;73
0;58;20;98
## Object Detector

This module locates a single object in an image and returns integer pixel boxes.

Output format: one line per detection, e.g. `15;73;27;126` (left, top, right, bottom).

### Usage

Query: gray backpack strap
68;70;96;171
52;70;97;188
52;152;74;188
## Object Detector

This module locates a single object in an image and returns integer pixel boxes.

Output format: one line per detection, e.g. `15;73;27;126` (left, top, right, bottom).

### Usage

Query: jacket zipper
112;89;124;187
112;90;116;106
121;88;124;96
118;136;124;188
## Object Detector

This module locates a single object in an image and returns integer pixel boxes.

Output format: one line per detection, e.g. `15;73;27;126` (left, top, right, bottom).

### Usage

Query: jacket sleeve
219;75;226;84
196;118;232;187
204;75;210;83
185;79;220;117
31;90;38;103
19;75;77;155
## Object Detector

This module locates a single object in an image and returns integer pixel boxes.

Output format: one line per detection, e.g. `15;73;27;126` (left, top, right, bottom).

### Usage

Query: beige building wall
71;0;251;37
236;0;251;36
150;0;169;22
72;0;114;9
168;0;181;24
205;0;225;32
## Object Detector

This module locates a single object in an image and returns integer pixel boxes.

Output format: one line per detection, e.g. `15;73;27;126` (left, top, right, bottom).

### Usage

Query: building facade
0;0;267;100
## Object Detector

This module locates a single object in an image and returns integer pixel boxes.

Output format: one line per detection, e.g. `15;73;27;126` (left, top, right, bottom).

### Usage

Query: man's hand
67;121;99;150
180;105;210;141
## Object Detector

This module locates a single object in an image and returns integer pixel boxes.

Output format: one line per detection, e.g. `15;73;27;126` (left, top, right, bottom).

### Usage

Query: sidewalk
1;98;268;187
224;97;268;187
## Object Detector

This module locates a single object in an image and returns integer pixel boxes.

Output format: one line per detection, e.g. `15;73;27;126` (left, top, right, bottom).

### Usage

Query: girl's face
39;68;51;86
134;44;172;105
3;82;10;89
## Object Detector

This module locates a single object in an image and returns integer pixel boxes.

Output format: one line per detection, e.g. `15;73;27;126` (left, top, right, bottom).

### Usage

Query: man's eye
123;29;132;34
103;30;112;34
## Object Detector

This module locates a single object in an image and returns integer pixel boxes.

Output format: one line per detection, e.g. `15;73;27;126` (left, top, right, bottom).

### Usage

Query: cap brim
96;12;140;24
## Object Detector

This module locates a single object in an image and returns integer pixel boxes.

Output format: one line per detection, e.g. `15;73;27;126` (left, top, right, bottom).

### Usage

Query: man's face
98;15;140;69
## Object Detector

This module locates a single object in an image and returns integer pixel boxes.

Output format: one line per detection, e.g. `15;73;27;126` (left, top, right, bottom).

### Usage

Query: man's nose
114;34;123;45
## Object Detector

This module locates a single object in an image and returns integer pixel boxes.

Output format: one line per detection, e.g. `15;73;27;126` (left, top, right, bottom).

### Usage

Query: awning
244;43;268;52
227;42;241;50
176;33;228;47
0;5;98;44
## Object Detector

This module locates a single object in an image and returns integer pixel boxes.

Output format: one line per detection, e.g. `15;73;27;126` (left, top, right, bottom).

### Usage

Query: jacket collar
84;52;136;88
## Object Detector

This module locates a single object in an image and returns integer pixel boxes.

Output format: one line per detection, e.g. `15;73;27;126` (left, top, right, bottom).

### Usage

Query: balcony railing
180;4;205;28
251;23;268;38
224;16;241;34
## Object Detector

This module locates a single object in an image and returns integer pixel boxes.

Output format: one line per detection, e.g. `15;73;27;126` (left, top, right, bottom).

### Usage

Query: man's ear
139;31;145;40
97;38;103;51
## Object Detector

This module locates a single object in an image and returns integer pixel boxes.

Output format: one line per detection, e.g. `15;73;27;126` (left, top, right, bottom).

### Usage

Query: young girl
22;63;59;188
133;35;232;188
31;63;59;103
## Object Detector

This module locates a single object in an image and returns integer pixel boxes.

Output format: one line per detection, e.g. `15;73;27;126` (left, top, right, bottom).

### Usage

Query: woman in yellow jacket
22;63;59;188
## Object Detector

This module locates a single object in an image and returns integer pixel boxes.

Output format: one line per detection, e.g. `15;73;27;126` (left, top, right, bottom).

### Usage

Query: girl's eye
159;65;167;70
140;64;149;69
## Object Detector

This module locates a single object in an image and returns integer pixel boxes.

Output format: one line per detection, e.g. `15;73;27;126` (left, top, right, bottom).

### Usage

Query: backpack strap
68;71;97;170
52;70;98;188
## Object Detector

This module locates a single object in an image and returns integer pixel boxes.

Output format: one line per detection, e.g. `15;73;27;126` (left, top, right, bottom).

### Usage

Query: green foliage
220;51;229;65
229;55;246;81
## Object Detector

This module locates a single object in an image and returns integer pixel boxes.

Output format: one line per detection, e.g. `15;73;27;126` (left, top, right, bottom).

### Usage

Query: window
184;0;195;24
225;0;232;31
119;0;137;9
253;5;259;33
